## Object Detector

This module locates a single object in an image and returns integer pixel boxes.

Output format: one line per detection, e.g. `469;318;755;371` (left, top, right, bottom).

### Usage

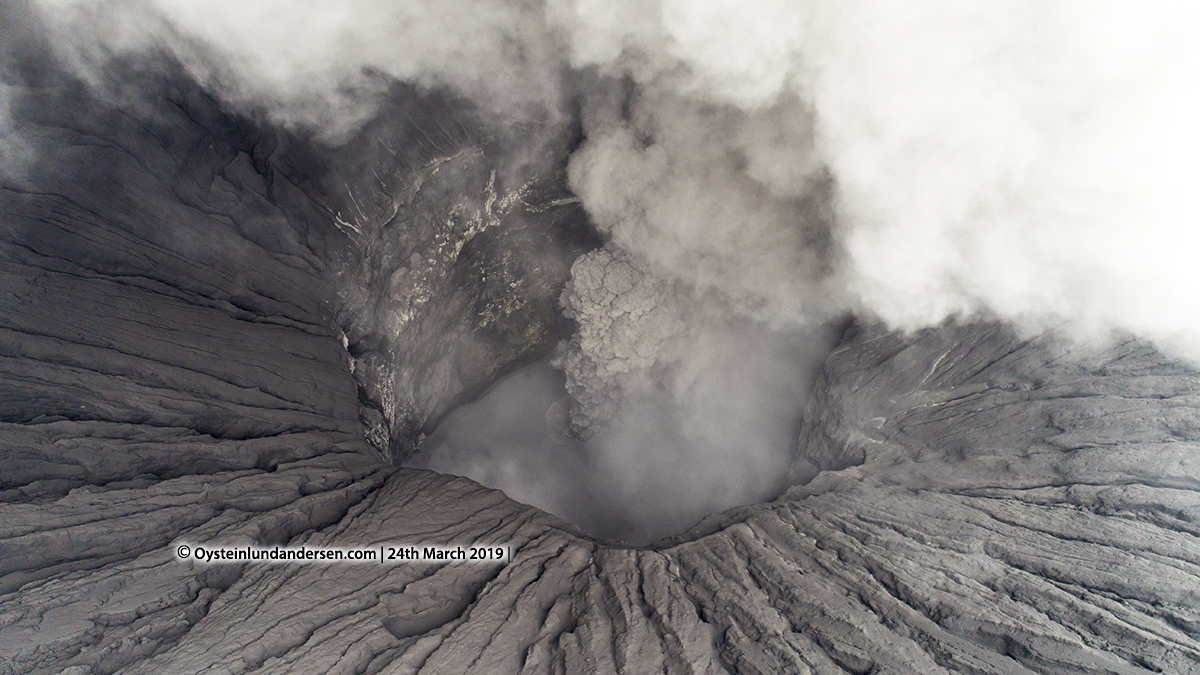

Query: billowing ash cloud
24;0;1200;541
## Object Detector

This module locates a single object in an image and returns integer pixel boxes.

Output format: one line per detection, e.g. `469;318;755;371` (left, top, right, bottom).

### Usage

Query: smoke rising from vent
23;0;1200;541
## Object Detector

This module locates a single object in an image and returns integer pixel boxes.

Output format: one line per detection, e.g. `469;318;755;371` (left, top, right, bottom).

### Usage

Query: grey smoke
24;0;1200;541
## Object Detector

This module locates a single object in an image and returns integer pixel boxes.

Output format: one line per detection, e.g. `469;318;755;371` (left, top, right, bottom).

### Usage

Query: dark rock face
2;27;1199;675
317;104;597;460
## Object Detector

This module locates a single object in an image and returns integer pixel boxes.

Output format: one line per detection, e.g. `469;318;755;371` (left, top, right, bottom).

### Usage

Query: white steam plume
811;2;1200;349
557;0;1200;350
